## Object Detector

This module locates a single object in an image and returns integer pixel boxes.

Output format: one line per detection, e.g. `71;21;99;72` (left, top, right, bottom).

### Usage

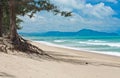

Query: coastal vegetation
0;0;71;55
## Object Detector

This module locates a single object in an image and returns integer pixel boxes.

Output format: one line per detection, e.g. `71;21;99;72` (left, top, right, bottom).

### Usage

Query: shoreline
31;40;120;64
0;39;120;78
34;40;120;57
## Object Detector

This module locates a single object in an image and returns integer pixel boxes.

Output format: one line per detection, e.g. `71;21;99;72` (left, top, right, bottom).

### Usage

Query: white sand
0;41;120;78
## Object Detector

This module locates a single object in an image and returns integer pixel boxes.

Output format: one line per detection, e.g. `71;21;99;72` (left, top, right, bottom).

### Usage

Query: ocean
21;35;120;56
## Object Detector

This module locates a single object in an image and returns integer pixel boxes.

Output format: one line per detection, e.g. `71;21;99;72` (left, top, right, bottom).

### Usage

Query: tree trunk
9;0;18;41
0;2;3;37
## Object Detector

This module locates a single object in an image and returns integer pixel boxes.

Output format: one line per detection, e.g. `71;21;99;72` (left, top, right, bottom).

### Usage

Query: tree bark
0;1;3;37
9;0;18;41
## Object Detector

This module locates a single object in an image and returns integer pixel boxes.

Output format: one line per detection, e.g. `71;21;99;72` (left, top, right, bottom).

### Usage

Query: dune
0;41;120;78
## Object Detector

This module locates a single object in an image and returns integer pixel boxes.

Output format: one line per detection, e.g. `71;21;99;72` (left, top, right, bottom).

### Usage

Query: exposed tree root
0;37;8;52
0;36;52;58
12;35;44;54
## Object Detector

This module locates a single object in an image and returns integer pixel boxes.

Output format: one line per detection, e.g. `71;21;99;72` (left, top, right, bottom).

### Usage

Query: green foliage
1;0;72;35
15;0;72;18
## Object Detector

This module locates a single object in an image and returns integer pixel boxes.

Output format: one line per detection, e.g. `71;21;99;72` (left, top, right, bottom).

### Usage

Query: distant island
19;29;119;36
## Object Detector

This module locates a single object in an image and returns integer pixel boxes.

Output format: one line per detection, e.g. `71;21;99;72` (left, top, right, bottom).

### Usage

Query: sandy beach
0;41;120;78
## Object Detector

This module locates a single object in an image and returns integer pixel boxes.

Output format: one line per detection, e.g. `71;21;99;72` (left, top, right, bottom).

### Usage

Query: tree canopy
0;0;72;53
0;0;72;36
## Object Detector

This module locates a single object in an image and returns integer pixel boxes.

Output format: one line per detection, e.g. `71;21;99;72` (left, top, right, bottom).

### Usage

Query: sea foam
34;41;120;57
79;40;120;48
54;40;66;43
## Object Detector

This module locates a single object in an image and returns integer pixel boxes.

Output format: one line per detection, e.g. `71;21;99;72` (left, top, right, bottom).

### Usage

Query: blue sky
19;0;120;34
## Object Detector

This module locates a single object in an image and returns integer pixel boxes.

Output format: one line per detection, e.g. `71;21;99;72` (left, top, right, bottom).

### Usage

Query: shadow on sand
0;72;16;78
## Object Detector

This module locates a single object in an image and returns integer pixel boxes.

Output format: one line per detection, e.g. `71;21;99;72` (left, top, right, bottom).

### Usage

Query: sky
19;0;120;34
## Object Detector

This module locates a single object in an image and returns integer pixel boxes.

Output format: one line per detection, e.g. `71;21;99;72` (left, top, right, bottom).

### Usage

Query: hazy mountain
19;29;119;36
40;29;119;36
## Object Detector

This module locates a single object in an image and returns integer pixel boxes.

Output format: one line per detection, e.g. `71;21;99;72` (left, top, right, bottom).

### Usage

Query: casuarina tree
1;0;72;55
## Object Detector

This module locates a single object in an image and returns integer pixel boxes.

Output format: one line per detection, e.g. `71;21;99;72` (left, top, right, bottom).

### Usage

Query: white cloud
52;0;115;18
19;0;120;33
82;3;115;18
51;0;85;11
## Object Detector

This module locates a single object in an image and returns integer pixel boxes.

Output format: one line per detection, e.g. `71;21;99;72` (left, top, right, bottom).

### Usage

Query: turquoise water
22;35;120;56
